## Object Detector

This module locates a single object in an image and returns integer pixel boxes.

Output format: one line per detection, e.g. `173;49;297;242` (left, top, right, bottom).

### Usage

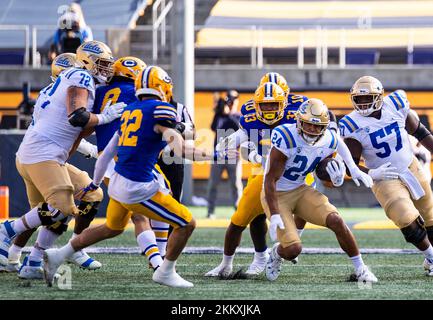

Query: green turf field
1;207;432;300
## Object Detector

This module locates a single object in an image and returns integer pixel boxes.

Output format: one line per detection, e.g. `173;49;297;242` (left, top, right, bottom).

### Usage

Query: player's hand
74;182;99;200
97;101;126;125
326;158;346;187
213;148;239;161
368;162;399;181
269;214;285;242
349;167;374;188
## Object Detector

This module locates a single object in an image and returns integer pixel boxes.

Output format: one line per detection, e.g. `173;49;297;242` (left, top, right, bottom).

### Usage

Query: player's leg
206;163;224;218
0;160;44;270
260;188;301;281
373;177;433;275
205;174;265;277
226;161;243;211
149;219;169;258
0;161;77;257
296;186;377;282
66;163;104;269
125;191;195;288
131;214;164;270
43;197;130;286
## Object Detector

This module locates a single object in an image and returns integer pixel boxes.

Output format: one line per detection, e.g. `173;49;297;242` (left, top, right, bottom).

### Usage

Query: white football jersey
266;123;339;191
17;68;95;164
339;90;413;171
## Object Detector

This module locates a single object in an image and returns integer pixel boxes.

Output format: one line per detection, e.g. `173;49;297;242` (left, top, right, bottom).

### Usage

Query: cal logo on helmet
122;59;137;67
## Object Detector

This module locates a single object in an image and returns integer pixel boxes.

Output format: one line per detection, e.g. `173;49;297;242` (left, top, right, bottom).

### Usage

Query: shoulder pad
327;129;339;149
240;99;255;116
272;124;297;149
339;114;359;135
386;90;409;112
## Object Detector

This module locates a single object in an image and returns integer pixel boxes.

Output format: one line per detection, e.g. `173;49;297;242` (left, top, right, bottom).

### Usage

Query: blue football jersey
114;99;177;183
93;80;138;152
239;94;309;157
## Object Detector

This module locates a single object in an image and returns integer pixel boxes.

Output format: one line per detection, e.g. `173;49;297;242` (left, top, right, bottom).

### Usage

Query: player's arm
406;111;433;153
328;110;338;132
335;136;373;187
75;132;119;200
155;124;237;161
264;147;287;215
216;128;249;152
66;86;125;129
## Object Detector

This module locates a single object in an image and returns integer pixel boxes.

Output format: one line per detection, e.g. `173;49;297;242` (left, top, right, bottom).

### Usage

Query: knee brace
77;201;100;223
37;203;64;226
401;216;427;245
46;217;69;235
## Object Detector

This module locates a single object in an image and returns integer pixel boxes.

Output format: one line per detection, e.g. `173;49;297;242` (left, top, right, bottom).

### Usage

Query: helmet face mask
351;76;384;116
76;41;114;84
296;98;330;145
254;82;286;125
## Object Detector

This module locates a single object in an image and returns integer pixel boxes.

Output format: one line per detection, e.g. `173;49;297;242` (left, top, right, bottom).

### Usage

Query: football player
263;98;377;283
205;81;370;278
42;66;236;288
340;76;433;276
0;41;124;276
92;56;171;270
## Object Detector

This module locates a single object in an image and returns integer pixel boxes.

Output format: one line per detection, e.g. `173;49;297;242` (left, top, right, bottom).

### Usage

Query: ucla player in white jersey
263;98;377;283
340;76;433;276
0;41;124;278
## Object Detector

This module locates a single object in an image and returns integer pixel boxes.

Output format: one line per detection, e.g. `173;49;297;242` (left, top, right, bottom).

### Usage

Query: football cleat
204;263;233;278
0;221;15;266
265;243;283;281
0;261;21;273
423;258;433;276
355;265;378;283
0;240;9;267
152;268;193;288
66;250;102;270
290;257;299;264
43;249;64;287
18;256;43;279
245;251;269;276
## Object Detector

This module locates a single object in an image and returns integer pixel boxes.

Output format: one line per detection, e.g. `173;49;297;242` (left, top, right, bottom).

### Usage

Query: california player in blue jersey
93;56;172;270
43;66;235;288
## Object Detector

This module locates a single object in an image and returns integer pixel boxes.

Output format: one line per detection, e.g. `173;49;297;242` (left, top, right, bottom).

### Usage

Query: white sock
150;220;169;257
222;254;234;266
137;230;163;269
350;254;365;271
29;227;61;262
12;207;41;234
160;258;176;273
254;250;268;262
57;242;76;260
422;245;433;262
8;244;23;263
297;228;304;237
273;245;282;259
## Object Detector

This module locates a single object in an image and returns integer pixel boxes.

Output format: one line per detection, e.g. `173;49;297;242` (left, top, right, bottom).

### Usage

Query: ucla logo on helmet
83;43;103;54
56;57;72;67
122;59;137;67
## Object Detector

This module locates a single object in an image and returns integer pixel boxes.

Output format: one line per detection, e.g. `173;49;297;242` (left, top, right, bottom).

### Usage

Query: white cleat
66;250;102;270
290;257;299;265
43;249;64;287
152;269;194;288
355;265;378;283
245;252;269;276
423;258;433;276
204;263;233;278
265;243;283;281
18;257;43;279
0;261;21;273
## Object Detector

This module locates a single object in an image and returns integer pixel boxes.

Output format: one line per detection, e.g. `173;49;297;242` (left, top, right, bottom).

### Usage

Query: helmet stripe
142;66;152;89
270;73;276;84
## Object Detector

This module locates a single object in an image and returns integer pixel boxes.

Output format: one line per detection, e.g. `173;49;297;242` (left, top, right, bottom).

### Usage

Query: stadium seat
346;49;379;65
410;48;433;64
0;52;25;65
